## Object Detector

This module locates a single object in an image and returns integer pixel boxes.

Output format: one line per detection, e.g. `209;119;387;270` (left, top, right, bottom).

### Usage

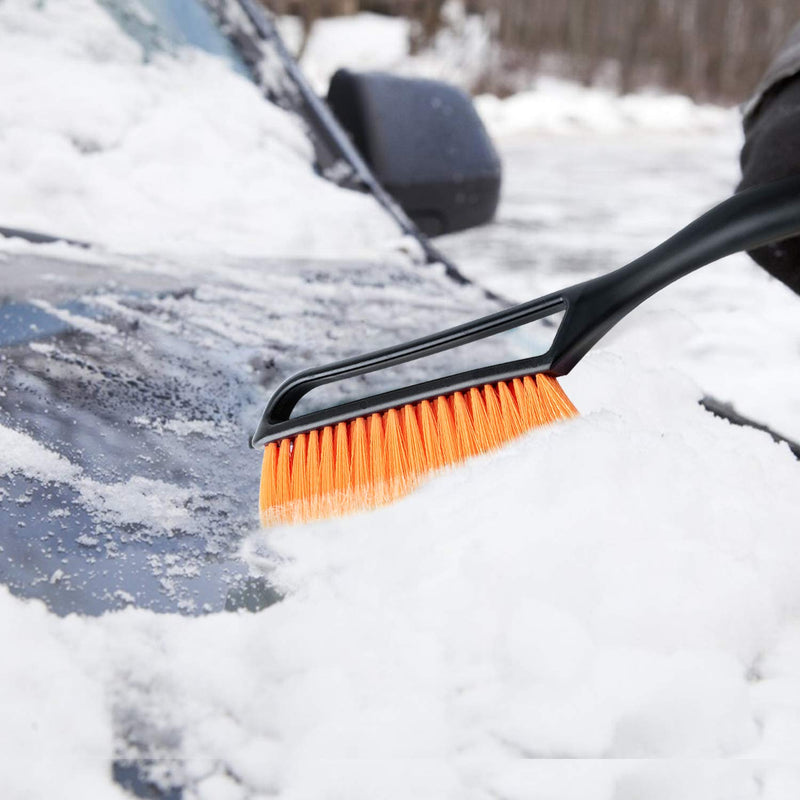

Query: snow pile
475;78;734;138
245;345;800;773
2;345;800;797
0;593;120;799
0;0;398;258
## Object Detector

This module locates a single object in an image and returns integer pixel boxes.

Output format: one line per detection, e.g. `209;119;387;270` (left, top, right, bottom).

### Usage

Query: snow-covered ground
290;4;730;135
1;2;800;799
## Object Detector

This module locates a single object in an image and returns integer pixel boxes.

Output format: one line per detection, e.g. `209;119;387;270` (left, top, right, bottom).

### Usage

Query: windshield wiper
0;225;90;249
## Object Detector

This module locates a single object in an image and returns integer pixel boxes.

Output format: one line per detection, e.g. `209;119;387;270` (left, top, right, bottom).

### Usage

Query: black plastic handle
252;176;800;446
550;173;800;373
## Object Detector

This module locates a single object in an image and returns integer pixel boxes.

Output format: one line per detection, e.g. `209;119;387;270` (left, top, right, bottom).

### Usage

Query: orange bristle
521;375;544;426
418;399;443;470
258;375;578;526
497;381;524;438
319;426;335;496
383;407;410;492
350;416;369;491
259;442;278;525
290;432;308;518
542;373;579;418
306;428;320;494
468;386;497;451
275;439;292;508
435;394;460;464
333;422;351;492
482;384;509;443
452;391;478;458
511;377;533;427
368;412;386;501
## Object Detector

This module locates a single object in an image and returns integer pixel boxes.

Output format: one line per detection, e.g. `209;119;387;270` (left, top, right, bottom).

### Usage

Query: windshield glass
99;0;251;77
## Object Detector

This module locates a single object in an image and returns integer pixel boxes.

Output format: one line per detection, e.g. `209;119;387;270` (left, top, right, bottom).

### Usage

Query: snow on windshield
0;0;399;258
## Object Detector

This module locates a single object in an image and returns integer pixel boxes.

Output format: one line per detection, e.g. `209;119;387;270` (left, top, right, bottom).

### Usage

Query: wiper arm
0;225;90;249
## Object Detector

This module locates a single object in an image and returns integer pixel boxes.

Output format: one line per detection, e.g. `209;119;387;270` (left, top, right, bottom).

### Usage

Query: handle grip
551;174;800;372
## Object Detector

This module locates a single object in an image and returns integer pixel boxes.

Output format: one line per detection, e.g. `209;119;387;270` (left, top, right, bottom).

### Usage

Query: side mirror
327;69;501;237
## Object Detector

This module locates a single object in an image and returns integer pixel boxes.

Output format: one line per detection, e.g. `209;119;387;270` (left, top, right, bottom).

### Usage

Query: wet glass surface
99;0;251;77
0;248;500;617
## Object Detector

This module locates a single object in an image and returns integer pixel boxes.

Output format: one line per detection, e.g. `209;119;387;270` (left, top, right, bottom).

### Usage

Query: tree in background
485;0;800;103
267;0;356;57
263;0;800;103
265;0;449;55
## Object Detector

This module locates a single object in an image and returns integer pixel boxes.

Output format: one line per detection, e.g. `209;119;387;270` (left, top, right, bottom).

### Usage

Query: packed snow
1;1;800;799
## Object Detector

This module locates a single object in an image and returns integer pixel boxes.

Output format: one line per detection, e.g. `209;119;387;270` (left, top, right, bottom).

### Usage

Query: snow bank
0;0;398;258
476;78;734;138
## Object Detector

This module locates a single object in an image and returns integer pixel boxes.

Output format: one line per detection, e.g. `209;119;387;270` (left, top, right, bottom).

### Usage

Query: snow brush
252;176;800;526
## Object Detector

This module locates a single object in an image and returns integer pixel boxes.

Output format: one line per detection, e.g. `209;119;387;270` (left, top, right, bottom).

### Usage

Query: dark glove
740;74;800;294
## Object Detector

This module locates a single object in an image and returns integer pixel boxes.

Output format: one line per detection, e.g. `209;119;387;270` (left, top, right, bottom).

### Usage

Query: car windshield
100;0;251;77
0;0;501;622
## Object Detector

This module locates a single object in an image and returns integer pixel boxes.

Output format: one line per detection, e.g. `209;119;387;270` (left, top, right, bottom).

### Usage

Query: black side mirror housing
327;69;501;237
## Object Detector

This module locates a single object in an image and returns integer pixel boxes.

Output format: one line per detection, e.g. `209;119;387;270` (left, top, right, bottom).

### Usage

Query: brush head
259;374;577;526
